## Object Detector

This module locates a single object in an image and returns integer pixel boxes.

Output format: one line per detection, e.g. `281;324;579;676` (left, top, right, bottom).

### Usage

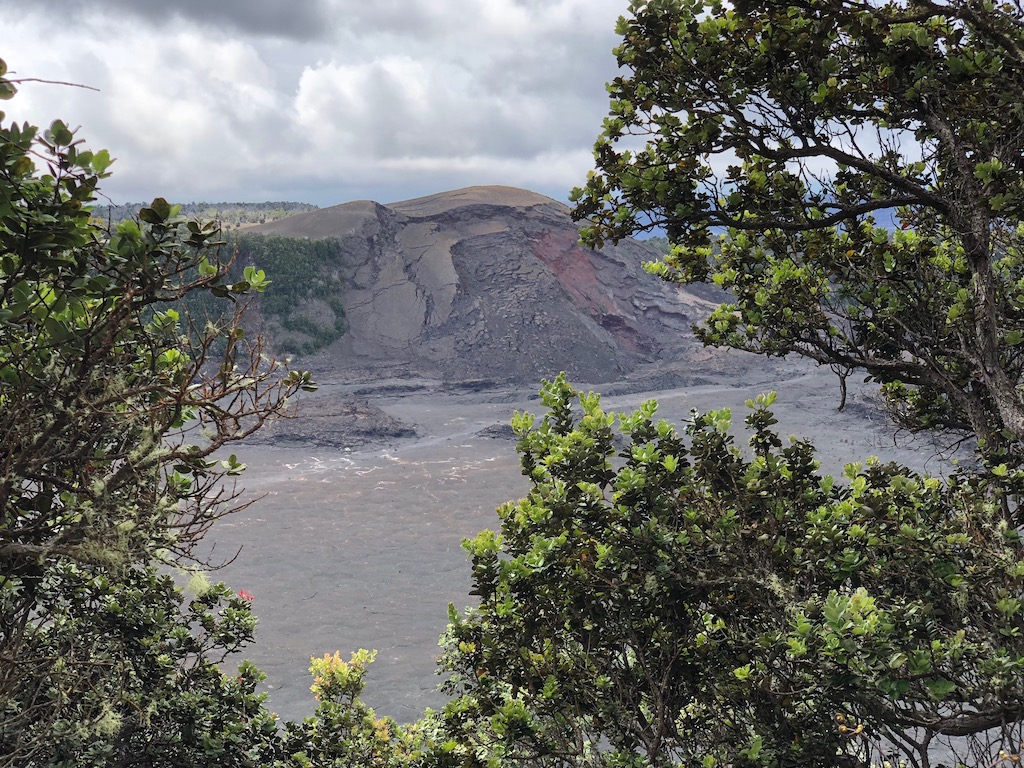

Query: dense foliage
181;233;350;357
439;375;1024;768
280;650;430;767
0;59;318;765
232;234;349;355
6;569;282;766
572;0;1024;464
563;6;1024;764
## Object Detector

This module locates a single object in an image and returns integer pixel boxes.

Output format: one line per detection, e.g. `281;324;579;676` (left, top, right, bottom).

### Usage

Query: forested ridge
182;232;350;357
95;201;318;230
90;200;352;357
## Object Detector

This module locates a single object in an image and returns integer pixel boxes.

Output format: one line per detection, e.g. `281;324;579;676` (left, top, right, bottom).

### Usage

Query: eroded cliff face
251;185;717;383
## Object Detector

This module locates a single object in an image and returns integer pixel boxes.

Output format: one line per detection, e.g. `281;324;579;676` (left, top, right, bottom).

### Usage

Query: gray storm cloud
6;0;335;40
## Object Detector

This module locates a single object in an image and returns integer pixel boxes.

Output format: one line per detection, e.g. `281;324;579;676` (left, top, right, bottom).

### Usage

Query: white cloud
1;0;628;205
294;55;466;156
378;148;600;195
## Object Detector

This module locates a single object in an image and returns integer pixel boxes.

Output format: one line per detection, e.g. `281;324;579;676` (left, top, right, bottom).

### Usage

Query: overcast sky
2;0;628;207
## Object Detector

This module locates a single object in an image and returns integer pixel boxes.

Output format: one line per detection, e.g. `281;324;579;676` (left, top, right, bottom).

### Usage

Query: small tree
439;375;1024;768
278;649;431;768
571;0;1024;464
0;59;314;765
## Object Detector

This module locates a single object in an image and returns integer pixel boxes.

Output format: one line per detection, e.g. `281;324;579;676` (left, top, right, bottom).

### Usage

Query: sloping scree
250;185;722;385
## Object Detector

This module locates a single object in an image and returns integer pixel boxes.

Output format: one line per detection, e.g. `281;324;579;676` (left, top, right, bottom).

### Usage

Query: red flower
238;589;254;601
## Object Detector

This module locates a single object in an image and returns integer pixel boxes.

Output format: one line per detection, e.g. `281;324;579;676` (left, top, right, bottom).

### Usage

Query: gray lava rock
247;393;416;450
250;185;722;386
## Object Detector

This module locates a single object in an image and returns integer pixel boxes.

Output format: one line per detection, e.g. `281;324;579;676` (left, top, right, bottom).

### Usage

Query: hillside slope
250;185;719;383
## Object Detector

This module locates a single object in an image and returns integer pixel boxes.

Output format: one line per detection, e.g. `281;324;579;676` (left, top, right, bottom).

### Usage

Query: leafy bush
0;58;315;767
439;375;1024;768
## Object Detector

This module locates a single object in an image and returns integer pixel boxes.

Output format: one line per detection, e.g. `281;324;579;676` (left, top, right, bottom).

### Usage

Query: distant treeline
94;200;318;229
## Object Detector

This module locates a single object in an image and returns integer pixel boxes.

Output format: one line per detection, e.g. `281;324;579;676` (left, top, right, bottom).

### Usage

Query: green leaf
823;592;850;632
150;197;172;221
198;257;217;278
741;734;763;760
46;120;74;147
924;678;957;700
91;149;113;174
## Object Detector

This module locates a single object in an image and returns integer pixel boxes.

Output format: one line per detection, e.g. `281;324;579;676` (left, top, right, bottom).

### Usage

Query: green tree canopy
571;0;1024;462
439;375;1024;768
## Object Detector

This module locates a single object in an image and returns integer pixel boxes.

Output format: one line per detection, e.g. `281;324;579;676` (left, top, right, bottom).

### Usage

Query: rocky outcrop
251;186;718;384
247;393;416;450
